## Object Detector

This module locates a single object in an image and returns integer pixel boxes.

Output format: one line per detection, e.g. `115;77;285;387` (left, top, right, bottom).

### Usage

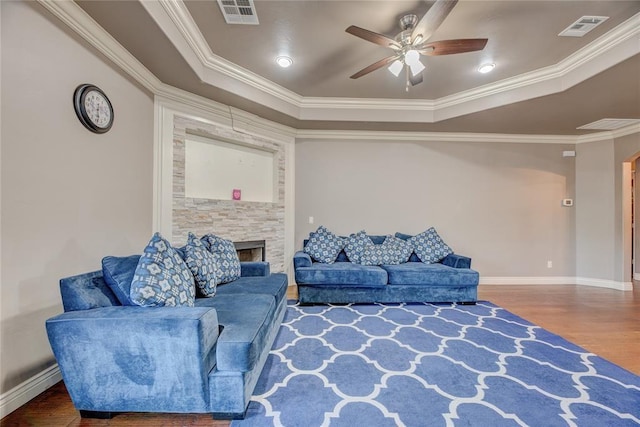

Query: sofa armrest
240;261;270;277
293;251;312;269
46;306;219;413
441;253;472;269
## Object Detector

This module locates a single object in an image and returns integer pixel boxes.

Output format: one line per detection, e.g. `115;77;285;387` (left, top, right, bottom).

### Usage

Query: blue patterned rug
232;301;640;427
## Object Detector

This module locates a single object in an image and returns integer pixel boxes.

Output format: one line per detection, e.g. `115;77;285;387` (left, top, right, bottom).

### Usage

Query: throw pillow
385;235;413;264
409;227;453;264
344;230;371;264
184;232;218;297
101;254;141;306
303;225;346;264
130;232;196;307
201;234;241;284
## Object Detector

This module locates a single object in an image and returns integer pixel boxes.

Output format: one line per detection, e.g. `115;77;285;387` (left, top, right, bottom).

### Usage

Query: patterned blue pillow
385;235;413;264
130;233;196;307
201;234;241;284
344;230;371;264
409;227;453;264
304;226;346;264
361;235;413;266
184;233;218;297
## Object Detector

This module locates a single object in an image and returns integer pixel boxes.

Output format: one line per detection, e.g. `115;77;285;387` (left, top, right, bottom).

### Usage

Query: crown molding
37;0;296;143
36;0;639;145
295;129;577;144
147;1;640;123
575;123;640;144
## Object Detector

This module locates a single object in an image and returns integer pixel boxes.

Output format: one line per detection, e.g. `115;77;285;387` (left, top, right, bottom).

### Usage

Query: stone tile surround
172;116;286;273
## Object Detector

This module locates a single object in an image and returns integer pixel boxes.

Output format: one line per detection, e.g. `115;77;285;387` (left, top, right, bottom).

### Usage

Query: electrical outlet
547;261;553;268
308;216;314;224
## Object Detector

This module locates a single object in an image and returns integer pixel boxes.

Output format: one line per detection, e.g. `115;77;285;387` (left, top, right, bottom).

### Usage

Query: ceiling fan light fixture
478;63;495;73
404;49;421;66
276;56;293;68
409;60;425;77
388;60;404;77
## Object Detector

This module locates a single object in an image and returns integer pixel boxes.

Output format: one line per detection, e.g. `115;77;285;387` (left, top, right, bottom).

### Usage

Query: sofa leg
212;408;248;420
79;410;115;419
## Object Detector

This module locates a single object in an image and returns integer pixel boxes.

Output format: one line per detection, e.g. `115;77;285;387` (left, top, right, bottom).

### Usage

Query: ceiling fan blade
350;55;400;79
409;72;423;86
411;0;458;43
346;26;400;49
418;38;488;55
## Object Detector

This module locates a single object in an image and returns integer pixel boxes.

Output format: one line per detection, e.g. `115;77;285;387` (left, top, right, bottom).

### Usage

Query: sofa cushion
215;273;288;305
408;228;453;264
184;233;218;297
196;294;276;372
101;254;141;306
304;226;346;264
344;230;371;264
381;263;479;286
130;233;196;307
295;262;387;286
201;234;241;284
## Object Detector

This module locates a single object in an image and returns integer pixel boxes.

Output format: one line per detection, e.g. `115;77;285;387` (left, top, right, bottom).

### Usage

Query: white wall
1;0;154;401
295;138;576;278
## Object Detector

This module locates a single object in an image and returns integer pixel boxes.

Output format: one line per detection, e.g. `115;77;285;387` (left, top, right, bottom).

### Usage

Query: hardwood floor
2;284;638;426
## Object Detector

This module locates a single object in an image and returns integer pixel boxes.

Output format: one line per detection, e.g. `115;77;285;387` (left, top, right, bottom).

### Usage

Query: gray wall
614;133;640;282
575;140;616;281
575;132;640;283
295;138;576;278
1;1;154;393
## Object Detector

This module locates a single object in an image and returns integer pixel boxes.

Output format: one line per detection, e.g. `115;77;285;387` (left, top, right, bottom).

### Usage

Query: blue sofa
294;234;479;304
46;260;287;419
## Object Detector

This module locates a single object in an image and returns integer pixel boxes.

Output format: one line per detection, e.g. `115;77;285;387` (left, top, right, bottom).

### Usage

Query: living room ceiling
75;0;640;136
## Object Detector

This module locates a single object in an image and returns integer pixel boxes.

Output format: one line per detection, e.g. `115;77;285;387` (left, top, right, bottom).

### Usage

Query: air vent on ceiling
577;118;640;130
217;0;259;25
559;16;608;37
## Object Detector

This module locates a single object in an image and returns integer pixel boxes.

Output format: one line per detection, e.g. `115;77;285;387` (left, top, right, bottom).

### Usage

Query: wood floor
2;284;638;426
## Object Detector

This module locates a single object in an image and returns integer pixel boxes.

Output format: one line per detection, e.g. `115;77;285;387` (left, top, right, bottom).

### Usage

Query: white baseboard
480;276;633;291
480;276;575;285
0;364;61;419
634;273;640;281
575;277;633;291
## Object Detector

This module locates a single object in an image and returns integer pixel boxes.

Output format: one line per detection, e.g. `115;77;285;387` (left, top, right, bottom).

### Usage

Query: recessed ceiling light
477;63;495;74
276;56;293;68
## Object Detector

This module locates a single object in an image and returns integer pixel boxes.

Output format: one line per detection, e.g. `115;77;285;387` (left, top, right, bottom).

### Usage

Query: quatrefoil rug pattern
232;302;640;427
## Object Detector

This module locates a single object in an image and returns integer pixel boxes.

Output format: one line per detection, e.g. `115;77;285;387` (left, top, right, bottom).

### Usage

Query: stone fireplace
171;115;286;273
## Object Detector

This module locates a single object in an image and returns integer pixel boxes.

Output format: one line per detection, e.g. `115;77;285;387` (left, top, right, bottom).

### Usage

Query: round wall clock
73;84;114;134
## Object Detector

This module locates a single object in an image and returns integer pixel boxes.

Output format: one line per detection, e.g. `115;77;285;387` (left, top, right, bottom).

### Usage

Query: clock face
73;84;114;133
83;90;112;129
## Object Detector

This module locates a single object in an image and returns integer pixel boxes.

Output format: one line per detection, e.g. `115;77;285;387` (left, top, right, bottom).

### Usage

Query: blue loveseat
46;259;287;419
294;234;479;304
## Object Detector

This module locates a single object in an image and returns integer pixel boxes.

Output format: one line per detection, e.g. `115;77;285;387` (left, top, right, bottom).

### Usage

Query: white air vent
578;118;640;130
217;0;259;25
559;16;608;37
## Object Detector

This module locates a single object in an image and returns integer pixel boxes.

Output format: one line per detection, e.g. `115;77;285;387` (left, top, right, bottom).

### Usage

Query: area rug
231;301;640;427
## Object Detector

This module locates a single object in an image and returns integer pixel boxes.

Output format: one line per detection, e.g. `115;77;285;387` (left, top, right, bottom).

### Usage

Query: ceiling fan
346;0;488;89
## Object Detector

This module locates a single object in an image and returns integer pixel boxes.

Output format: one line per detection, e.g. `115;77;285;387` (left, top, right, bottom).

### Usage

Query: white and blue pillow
385;235;413;264
184;233;218;297
361;235;413;266
409;227;453;264
201;234;241;284
130;232;196;307
304;226;346;264
344;230;371;264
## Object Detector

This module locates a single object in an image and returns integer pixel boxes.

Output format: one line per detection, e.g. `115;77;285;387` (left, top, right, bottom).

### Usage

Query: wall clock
73;84;114;133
